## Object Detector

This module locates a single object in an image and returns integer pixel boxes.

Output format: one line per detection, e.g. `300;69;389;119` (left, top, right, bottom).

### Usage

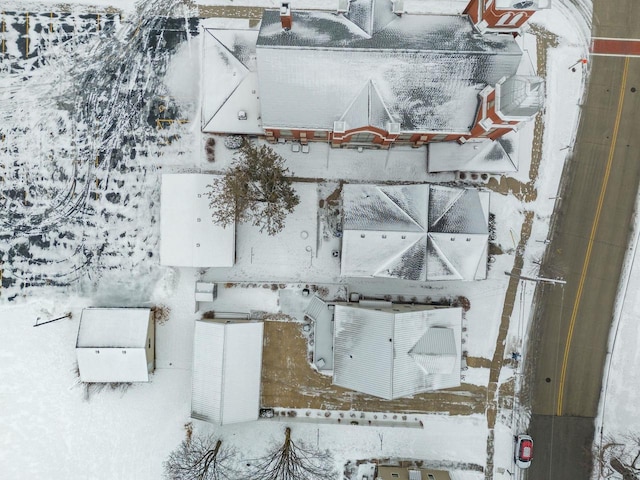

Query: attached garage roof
191;320;264;425
160;174;235;268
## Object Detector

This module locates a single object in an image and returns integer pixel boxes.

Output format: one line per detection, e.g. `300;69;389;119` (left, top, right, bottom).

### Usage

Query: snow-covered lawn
0;0;597;479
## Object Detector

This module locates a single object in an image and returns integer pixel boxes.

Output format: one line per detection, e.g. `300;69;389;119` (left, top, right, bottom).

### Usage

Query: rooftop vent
238;110;247;121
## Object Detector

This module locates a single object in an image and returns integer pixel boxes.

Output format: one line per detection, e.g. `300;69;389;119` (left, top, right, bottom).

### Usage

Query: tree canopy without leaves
248;427;336;480
207;141;300;236
595;434;640;480
164;434;239;480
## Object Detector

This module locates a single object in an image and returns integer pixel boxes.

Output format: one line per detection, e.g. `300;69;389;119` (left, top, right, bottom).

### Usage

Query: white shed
160;174;235;268
191;319;264;425
76;308;155;383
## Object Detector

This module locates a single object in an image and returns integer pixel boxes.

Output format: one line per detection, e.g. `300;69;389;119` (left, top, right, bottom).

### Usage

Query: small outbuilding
191;319;264;425
75;308;155;383
160;174;235;268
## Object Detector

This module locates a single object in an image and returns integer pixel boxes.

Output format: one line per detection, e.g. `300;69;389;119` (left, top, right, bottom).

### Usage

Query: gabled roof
160;174;235;268
75;308;152;383
201;28;262;134
428;136;517;173
191;320;264;425
340;80;396;131
341;184;490;281
345;0;397;36
256;1;522;133
409;327;457;375
332;304;462;399
76;308;151;348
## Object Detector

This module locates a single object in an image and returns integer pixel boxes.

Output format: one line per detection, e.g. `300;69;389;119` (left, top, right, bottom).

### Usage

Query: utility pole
504;271;566;285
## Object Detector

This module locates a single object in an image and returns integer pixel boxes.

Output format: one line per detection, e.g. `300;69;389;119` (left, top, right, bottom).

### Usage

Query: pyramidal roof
341;184;490;281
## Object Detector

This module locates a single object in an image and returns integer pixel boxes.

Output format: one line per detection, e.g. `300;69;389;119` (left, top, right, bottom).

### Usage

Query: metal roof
256;1;522;132
340;184;490;281
76;308;151;348
428;136;518;173
332;304;462;399
160;174;235;268
75;308;153;383
191;320;264;425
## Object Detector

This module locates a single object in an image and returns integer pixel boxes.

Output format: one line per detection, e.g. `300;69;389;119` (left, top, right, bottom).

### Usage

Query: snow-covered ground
594;173;640;478
0;0;595;479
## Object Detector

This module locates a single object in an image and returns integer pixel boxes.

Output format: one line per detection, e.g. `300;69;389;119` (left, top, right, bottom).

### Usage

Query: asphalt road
527;1;640;479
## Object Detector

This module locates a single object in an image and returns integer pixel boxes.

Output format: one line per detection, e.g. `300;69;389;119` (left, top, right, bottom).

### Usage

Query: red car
515;434;533;469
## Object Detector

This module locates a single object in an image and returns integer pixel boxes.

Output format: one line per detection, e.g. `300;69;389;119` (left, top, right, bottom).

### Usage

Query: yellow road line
556;56;631;416
50;12;53;33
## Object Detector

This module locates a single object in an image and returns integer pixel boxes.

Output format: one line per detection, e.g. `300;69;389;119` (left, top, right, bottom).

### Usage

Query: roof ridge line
378;186;425;231
429;188;465;229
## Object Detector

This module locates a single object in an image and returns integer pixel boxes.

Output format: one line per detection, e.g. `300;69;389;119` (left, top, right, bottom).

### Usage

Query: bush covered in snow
224;135;244;149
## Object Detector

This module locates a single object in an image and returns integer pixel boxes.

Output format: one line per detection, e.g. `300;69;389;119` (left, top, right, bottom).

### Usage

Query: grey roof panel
256;8;522;132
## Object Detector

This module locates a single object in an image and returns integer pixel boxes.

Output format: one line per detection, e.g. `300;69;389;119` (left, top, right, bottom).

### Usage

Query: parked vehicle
515;434;534;468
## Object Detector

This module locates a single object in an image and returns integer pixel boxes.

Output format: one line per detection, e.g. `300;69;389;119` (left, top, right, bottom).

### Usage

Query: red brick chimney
280;2;292;31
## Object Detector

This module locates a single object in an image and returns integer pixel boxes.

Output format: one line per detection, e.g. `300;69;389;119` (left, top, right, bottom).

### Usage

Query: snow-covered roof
428;136;517;173
191;319;264;425
332;304;462;399
256;1;522;133
76;308;153;383
495;0;551;9
160;174;235;268
201;27;263;134
496;75;545;119
340;184;490;281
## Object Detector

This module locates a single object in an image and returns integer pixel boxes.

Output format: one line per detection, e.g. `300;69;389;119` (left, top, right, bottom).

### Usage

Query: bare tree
207;141;300;236
249;427;336;480
594;434;640;480
164;434;240;480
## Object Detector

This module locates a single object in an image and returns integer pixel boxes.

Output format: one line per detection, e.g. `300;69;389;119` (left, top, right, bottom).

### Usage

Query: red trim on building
482;4;532;29
463;0;480;24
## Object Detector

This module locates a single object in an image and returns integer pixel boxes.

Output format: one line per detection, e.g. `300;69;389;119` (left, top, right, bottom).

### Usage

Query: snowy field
0;0;597;479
